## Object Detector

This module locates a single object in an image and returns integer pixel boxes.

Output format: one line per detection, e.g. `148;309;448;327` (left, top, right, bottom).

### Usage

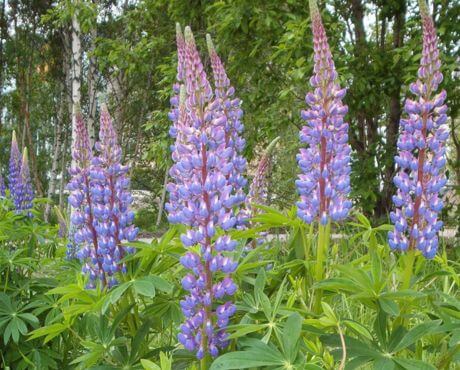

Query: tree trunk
156;166;169;227
87;25;97;147
379;2;406;217
58;134;68;212
71;8;81;160
45;84;65;221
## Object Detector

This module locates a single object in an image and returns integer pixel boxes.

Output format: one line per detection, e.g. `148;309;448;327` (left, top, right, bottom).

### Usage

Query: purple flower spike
8;131;23;210
388;1;448;259
90;106;138;287
296;0;351;225
18;148;34;214
207;34;247;225
0;172;6;197
167;26;243;359
67;111;108;288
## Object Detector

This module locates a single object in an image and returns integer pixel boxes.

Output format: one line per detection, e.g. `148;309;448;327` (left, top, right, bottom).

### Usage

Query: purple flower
167;25;243;359
388;1;448;259
67;112;108;288
90;106;138;287
296;0;351;225
0;172;6;197
8;131;23;210
17;148;34;214
207;34;247;225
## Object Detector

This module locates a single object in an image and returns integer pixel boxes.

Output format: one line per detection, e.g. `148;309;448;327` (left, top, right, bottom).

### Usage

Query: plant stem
402;249;416;290
314;220;331;313
200;354;211;370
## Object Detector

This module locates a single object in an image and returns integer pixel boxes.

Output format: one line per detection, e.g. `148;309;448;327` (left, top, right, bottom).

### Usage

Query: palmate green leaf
393;358;436;370
343;319;374;341
28;323;69;343
282;312;302;362
210;339;285;370
140;359;161;370
321;334;384;360
390;320;442;353
379;297;400;316
227;323;268;339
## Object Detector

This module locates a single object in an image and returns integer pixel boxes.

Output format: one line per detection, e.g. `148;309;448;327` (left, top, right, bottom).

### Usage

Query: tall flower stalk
18;148;34;215
207;34;247;226
296;0;351;313
167;26;242;364
389;0;448;281
90;106;138;287
8;131;23;210
68;112;107;288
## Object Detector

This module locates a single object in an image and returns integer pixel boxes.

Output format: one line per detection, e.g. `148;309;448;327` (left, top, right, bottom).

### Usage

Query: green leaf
140;359;160;370
133;278;156;297
210;349;284;370
379;297;399;316
393;358;436;370
391;320;441;353
282;312;302;362
343;320;374;341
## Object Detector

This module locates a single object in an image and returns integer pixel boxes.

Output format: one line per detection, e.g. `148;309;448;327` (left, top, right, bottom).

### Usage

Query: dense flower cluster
18;148;34;215
0;173;6;197
167;26;243;359
207;34;247;225
295;0;351;225
388;0;448;259
247;137;279;215
68;109;137;288
6;131;34;213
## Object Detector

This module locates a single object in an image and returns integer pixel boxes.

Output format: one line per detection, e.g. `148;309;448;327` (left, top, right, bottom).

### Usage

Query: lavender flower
167;26;241;359
296;0;351;225
68;112;108;288
207;34;247;224
90;106;138;287
388;0;448;259
8;131;22;210
18;148;34;214
0;172;6;197
247;137;280;214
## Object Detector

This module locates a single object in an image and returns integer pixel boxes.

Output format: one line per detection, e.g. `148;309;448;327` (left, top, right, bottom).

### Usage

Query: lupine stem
402;249;416;290
314;220;331;313
200;354;211;370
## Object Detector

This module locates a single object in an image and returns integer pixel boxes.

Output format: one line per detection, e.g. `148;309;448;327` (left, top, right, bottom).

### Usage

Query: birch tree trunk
156;166;169;227
44;84;65;221
87;25;97;147
71;8;81;161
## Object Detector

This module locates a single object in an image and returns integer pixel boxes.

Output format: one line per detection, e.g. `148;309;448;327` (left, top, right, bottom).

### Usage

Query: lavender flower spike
167;27;240;360
18;148;34;213
296;0;351;225
206;34;247;220
247;136;280;216
67;111;107;288
0;172;6;197
388;0;448;259
90;106;138;288
8;131;22;210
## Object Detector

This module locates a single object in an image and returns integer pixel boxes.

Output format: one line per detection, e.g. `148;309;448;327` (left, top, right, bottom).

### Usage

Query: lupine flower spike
207;34;247;226
296;0;351;225
0;172;6;197
247;136;280;216
8;131;22;210
90;106;138;287
388;0;448;259
18;148;34;214
167;26;241;360
67;111;108;288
